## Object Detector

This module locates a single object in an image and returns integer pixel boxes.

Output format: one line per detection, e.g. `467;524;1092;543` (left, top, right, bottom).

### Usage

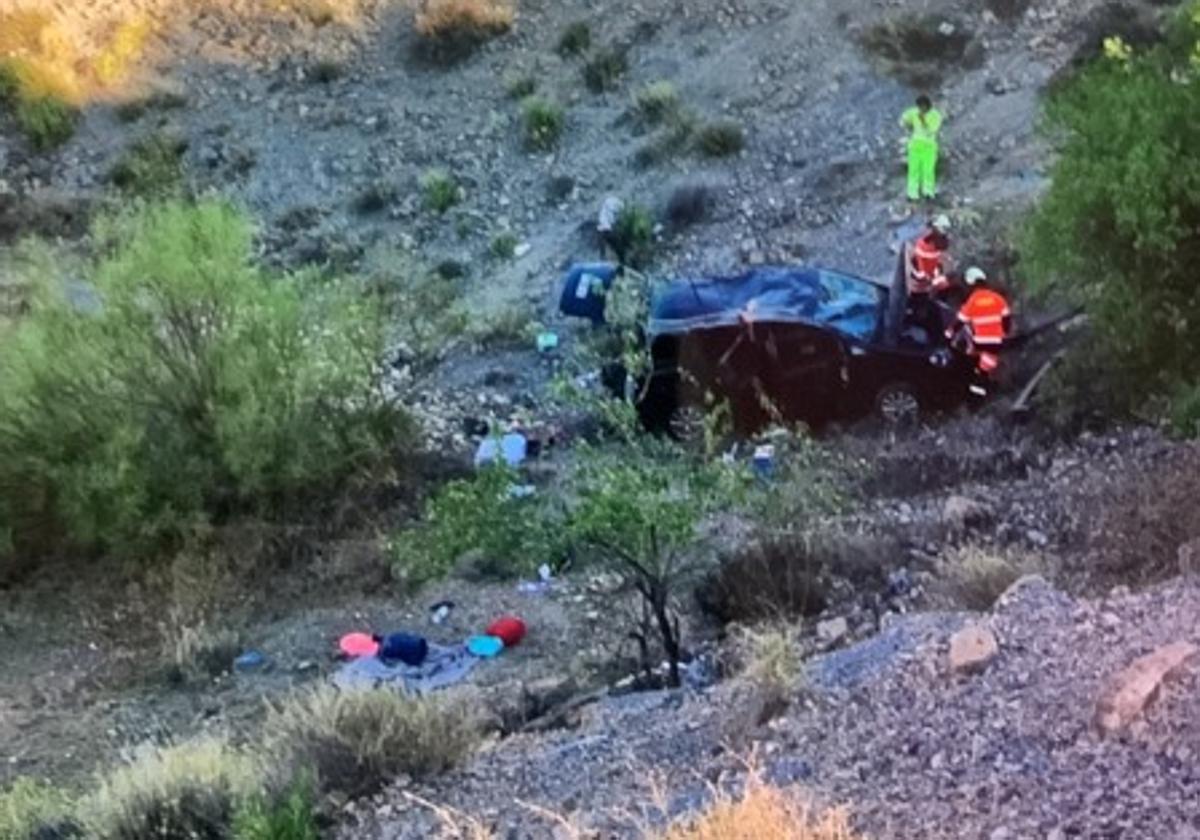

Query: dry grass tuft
940;544;1037;611
741;625;802;721
657;782;860;840
262;686;482;798
414;0;515;41
80;739;258;840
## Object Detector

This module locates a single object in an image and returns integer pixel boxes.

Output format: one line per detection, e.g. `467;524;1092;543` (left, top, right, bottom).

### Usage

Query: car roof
648;265;885;338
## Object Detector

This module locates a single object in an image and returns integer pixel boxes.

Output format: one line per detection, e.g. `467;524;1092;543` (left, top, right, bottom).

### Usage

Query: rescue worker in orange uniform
947;266;1012;374
906;214;953;337
909;214;952;295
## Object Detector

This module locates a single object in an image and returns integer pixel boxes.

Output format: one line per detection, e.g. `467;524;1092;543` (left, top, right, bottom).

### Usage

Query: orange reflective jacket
957;288;1011;346
909;232;949;293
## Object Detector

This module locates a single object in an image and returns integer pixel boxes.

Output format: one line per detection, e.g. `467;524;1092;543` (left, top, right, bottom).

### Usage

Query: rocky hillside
343;573;1200;839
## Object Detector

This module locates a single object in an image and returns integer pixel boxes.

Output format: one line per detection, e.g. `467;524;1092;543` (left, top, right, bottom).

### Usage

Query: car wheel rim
670;406;706;443
880;389;919;425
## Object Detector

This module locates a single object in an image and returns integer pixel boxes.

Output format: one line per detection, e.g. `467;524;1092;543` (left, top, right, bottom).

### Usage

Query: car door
758;322;846;428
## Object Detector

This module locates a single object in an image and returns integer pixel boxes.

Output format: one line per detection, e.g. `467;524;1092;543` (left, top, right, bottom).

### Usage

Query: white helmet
931;214;952;234
965;266;987;286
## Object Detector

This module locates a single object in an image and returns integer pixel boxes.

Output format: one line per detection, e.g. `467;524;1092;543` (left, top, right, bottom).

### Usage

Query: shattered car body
635;259;995;435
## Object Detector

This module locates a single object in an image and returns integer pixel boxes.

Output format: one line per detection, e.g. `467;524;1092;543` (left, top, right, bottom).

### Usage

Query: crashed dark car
635;261;995;435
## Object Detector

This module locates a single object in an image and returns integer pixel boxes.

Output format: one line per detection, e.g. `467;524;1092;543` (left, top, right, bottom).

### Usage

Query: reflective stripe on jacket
957;288;1011;346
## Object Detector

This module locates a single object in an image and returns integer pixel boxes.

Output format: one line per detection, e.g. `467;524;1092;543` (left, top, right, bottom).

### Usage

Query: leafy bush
391;462;563;584
0;777;77;840
262;686;481;798
1021;16;1200;425
489;232;519;260
633;81;681;126
15;95;77;151
583;48;629;93
80;739;258;840
557;21;592;57
0;201;408;558
232;782;319;840
109;133;187;197
521;96;565;151
421;169;461;213
695;120;746;158
611;203;656;268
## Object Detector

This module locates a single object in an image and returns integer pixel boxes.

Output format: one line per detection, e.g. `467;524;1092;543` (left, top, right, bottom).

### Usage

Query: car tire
669;405;707;446
875;382;920;427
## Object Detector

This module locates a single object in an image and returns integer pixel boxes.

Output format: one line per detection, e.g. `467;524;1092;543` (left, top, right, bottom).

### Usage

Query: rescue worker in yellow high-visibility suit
900;95;943;202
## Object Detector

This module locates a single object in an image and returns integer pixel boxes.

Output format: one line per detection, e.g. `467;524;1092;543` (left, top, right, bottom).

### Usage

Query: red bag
485;616;526;648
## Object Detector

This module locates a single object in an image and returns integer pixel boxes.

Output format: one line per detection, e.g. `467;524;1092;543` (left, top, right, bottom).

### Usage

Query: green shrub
362;247;469;367
467;303;537;348
505;73;537;99
633;109;697;168
0;62;20;104
421;169;461;214
262;686;480;798
80;739;258;840
109;133;187;197
309;59;344;84
1021;15;1200;423
0;201;408;558
521;96;565;151
695;120;745;158
353;181;397;214
612;203;656;268
489;232;519;259
391;462;564;583
15;95;77;150
232;782;319;840
1171;380;1200;438
0;777;77;840
114;90;188;123
633;81;681;126
557;21;592;57
583;48;629;93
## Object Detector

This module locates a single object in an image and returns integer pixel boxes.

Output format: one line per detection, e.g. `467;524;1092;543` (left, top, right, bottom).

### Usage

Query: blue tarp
648;266;885;342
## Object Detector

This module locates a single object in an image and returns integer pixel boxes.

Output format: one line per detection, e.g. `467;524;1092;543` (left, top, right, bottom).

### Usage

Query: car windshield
813;269;885;341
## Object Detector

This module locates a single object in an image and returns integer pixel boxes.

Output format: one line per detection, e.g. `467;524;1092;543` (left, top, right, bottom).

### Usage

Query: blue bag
558;263;619;324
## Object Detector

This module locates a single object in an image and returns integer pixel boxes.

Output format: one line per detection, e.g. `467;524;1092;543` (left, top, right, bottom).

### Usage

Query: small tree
568;444;748;686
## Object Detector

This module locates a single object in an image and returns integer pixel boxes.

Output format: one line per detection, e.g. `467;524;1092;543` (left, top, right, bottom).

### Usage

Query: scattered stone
948;624;999;674
817;616;849;645
942;494;993;529
1094;641;1198;734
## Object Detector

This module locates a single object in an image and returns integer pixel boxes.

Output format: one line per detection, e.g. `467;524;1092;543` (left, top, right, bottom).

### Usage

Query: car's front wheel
875;381;920;427
669;404;707;446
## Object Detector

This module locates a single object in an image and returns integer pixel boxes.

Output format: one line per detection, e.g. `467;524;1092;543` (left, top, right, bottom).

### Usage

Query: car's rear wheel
669;404;707;446
875;382;920;427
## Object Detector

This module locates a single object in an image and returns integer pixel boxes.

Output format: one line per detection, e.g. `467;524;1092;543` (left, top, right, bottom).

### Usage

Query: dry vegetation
413;0;515;41
657;782;861;840
262;686;483;798
939;543;1037;611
